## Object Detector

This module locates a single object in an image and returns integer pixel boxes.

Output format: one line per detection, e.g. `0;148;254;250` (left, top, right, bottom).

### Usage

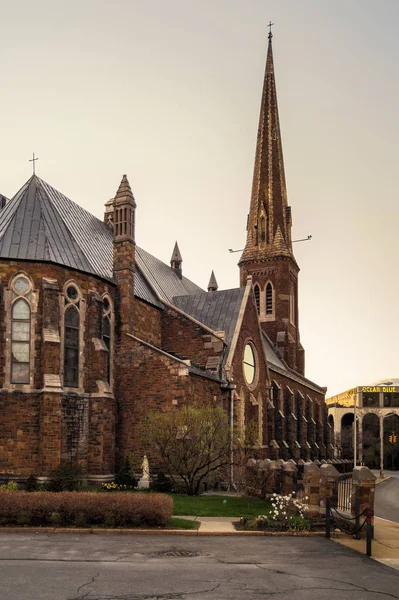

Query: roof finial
268;21;274;41
29;153;39;175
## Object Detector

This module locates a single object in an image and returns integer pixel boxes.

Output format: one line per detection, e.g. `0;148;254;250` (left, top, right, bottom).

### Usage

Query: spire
207;271;218;292
239;33;293;267
113;174;136;242
115;174;136;207
170;241;183;279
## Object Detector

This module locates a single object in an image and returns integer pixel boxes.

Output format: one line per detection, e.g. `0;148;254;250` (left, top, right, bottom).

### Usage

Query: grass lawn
167;517;199;530
169;494;272;518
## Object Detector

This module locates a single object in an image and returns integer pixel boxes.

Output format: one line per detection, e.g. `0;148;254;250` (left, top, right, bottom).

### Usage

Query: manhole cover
149;548;201;558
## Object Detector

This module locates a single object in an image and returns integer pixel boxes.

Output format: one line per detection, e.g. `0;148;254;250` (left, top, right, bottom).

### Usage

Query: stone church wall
161;306;225;369
0;260;116;480
133;298;162;346
115;334;224;470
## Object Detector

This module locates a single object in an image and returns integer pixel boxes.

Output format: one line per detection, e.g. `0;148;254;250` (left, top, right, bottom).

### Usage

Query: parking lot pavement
0;533;399;600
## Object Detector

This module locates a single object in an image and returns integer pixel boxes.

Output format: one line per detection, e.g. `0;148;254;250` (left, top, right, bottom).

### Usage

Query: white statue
141;455;150;481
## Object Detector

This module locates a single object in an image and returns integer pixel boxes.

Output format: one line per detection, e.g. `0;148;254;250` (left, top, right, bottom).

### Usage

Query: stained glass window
11;298;30;383
64;305;79;387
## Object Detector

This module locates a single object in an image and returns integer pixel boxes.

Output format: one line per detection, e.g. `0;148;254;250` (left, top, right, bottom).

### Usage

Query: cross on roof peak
29;153;39;175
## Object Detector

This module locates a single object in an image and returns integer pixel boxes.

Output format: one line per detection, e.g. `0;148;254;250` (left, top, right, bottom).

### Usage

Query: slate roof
136;246;204;303
0;176;114;280
262;331;325;394
0;176;203;308
172;288;245;344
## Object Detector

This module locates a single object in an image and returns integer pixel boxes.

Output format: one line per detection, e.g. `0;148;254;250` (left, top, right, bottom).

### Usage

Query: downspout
222;381;236;489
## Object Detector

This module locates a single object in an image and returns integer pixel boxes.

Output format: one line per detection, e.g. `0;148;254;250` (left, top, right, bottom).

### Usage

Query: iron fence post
355;497;360;540
326;496;331;539
366;508;373;557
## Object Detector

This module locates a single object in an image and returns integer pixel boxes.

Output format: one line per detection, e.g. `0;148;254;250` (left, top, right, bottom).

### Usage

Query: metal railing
331;473;353;513
326;496;374;556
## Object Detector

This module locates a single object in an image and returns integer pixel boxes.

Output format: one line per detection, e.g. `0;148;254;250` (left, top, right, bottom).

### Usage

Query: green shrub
150;472;172;493
0;491;173;528
0;481;18;491
26;475;38;492
115;456;137;488
47;464;83;492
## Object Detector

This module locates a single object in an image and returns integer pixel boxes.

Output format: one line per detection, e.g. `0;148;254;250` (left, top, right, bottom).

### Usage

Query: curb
0;526;325;537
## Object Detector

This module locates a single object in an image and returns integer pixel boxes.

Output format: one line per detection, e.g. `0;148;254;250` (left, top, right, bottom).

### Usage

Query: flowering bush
101;482;135;492
239;492;310;531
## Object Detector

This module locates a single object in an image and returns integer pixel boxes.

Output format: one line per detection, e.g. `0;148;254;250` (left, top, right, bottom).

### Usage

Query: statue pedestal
138;478;150;489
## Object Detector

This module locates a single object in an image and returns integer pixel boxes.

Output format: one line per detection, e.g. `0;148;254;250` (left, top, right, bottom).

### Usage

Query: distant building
326;380;399;468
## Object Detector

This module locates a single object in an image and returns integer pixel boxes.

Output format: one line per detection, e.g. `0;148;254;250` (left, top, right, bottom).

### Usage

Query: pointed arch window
11;298;31;383
102;296;112;385
10;275;33;384
266;282;273;315
64;284;81;388
254;284;260;315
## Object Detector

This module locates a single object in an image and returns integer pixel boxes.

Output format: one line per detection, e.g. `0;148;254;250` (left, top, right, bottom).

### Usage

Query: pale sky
1;0;398;396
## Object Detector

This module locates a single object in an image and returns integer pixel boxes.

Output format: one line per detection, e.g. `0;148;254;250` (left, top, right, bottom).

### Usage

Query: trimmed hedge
0;491;173;528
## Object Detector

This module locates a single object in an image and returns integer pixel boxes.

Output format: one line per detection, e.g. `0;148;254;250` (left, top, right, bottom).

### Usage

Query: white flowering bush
254;492;310;531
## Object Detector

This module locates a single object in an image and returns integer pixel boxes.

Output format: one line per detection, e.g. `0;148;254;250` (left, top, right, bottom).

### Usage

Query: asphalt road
375;478;399;523
0;533;399;600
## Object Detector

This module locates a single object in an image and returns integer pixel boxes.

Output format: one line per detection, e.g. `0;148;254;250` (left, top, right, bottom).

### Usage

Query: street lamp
380;412;396;477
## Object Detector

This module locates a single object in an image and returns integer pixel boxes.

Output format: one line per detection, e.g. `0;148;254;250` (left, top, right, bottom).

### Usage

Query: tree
145;405;231;495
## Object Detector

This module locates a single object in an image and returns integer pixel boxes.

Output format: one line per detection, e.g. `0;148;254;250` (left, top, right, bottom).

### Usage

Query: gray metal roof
0;176;203;308
262;332;287;370
262;331;325;394
172;288;245;344
0;176;114;280
136;246;204;303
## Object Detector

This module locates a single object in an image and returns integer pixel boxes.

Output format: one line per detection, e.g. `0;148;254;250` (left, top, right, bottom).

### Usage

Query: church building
0;35;332;485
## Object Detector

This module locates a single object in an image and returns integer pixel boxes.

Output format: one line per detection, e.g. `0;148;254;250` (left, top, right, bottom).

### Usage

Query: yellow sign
362;386;397;393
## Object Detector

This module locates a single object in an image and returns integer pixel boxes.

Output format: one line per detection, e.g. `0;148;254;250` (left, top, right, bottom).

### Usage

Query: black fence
326;496;373;556
331;473;353;513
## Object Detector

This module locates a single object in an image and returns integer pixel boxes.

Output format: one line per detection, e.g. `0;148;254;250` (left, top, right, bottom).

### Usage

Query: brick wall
161;306;224;369
133;298;162;346
0;260;117;479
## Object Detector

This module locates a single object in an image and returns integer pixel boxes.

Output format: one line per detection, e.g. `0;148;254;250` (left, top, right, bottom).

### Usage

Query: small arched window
266;283;273;315
11;298;31;383
64;284;81;388
102;297;112;384
254;284;260;315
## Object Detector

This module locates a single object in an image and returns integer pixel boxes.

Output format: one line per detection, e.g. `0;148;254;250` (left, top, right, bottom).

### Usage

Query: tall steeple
238;32;304;375
239;31;293;271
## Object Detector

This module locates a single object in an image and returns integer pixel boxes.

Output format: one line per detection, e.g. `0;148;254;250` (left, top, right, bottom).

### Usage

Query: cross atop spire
268;21;274;40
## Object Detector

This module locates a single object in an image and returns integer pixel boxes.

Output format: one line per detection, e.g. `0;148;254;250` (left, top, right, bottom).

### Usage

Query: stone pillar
352;466;376;538
281;461;297;495
319;463;340;508
266;460;281;493
302;462;320;514
358;417;363;464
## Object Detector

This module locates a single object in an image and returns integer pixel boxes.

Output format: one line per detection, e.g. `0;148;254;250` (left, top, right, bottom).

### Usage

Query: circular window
14;277;29;294
66;286;79;301
243;343;256;385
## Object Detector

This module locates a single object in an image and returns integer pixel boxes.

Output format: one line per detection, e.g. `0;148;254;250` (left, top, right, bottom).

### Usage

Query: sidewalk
333;517;399;571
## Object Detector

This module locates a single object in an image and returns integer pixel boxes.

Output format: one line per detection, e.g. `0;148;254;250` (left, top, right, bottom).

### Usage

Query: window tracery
63;283;81;388
11;276;32;383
